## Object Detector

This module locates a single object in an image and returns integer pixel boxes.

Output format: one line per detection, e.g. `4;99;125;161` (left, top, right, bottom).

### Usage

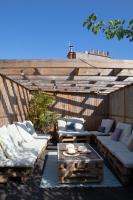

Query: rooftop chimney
88;49;110;57
67;43;76;59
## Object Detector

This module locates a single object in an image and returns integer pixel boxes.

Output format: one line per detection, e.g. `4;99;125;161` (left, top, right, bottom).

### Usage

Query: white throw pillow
15;122;34;143
74;123;84;131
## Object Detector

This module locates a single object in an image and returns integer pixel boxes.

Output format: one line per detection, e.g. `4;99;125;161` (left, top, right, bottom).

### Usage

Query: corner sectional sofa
57;118;114;143
0;121;50;183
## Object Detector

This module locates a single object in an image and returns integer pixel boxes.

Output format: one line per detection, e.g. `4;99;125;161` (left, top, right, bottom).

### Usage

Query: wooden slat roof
0;58;133;94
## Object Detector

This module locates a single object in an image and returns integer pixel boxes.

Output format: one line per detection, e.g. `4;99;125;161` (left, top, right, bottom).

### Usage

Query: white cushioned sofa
57;117;91;142
96;122;133;184
0;121;50;183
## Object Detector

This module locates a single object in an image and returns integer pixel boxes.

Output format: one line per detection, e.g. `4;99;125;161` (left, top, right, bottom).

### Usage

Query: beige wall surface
51;92;109;130
109;84;133;125
0;74;30;127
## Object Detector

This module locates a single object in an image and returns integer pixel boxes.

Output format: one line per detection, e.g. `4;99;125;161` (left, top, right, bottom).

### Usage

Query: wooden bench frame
0;145;47;184
95;137;133;185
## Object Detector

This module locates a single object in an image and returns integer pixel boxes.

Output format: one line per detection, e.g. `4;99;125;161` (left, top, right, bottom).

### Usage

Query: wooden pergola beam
0;59;133;69
8;75;132;82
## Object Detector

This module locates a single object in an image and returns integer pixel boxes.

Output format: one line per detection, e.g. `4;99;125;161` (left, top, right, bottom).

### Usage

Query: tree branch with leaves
83;13;133;41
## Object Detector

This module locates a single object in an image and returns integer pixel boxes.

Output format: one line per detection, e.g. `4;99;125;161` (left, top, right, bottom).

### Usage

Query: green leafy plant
28;91;60;133
83;13;133;41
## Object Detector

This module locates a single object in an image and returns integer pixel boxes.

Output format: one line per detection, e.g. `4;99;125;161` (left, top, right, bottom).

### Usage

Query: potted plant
28;91;60;134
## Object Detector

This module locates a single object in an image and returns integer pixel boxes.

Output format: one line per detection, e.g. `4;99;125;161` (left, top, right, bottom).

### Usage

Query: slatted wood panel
109;84;133;124
51;92;108;130
0;74;31;126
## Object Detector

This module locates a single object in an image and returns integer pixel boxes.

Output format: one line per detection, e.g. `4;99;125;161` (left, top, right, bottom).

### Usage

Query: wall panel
0;74;30;126
51;92;109;130
109;84;133;124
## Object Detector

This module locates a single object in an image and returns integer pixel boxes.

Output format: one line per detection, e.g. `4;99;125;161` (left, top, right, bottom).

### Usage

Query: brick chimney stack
67;44;76;59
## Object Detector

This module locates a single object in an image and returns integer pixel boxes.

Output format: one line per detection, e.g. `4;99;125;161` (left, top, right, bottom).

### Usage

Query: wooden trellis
0;58;133;94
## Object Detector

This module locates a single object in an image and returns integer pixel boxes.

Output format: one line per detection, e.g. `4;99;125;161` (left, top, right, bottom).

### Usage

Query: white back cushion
0;126;19;159
15;122;34;143
7;124;23;151
116;122;132;145
101;119;114;134
23;121;37;136
74;123;84;131
58;118;67;131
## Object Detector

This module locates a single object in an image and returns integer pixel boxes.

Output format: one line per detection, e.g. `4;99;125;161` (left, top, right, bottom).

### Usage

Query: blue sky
0;0;132;60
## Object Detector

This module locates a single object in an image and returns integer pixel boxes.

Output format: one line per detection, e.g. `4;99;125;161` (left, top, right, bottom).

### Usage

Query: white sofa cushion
0;151;37;167
74;122;84;131
58;118;67;131
21;138;48;155
101;119;114;134
23;121;51;140
116;122;132;145
7;124;24;151
88;131;107;136
114;152;133;168
66;117;85;131
0;126;20;159
15;122;34;143
23;120;37;136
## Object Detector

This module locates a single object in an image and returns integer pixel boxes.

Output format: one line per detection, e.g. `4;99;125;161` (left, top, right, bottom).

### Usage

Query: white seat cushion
0;126;20;159
114;152;133;168
21;138;48;155
58;130;90;136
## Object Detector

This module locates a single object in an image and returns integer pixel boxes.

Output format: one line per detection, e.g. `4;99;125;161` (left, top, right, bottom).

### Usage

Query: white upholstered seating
87;119;114;136
0;121;49;168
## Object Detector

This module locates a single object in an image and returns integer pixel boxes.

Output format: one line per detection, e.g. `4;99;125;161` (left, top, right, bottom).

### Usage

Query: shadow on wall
0;75;30;126
51;92;109;130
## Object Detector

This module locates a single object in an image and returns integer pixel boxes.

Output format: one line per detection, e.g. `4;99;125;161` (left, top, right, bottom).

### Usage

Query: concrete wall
0;74;30;127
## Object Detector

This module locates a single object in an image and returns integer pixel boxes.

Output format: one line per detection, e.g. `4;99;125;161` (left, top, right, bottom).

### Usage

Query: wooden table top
57;143;103;163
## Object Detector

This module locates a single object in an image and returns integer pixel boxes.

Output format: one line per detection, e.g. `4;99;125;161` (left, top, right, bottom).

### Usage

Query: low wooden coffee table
57;143;103;183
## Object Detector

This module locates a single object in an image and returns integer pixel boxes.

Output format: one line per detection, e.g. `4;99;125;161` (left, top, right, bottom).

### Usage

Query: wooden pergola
0;58;133;94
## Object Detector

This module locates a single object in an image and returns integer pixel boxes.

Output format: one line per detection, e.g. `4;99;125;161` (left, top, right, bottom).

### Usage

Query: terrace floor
0;142;133;200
